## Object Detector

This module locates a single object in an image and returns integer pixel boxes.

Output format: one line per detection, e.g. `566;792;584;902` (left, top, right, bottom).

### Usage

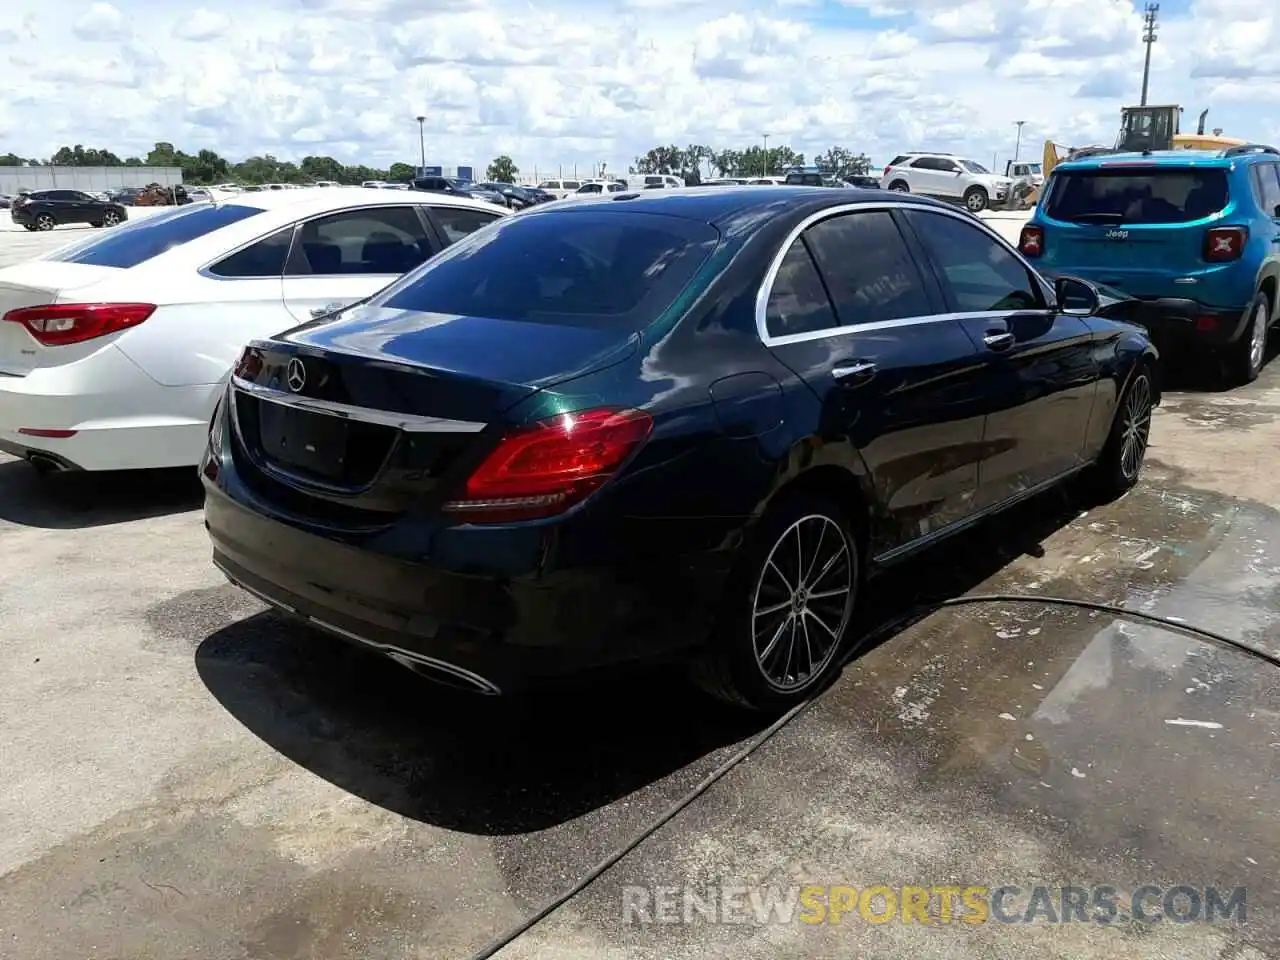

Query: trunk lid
0;263;121;376
227;306;638;524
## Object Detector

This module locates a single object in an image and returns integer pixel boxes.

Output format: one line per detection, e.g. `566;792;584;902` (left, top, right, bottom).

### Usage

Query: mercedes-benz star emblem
286;357;307;393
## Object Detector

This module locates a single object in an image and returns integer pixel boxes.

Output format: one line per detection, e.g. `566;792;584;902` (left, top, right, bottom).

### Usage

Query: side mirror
1055;275;1100;317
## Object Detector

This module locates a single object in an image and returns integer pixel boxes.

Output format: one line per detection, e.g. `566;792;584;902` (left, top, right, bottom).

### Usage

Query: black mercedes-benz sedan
202;187;1158;711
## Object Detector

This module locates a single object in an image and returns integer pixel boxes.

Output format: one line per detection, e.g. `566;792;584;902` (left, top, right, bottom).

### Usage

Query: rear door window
42;203;265;269
286;206;434;276
207;226;296;278
904;210;1044;312
376;209;719;331
1045;168;1230;224
802;211;934;325
429;206;502;245
1251;163;1280;218
764;240;840;338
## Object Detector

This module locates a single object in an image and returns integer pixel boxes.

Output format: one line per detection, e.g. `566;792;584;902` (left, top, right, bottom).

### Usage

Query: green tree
486;155;519;183
388;162;416;182
635;145;684;175
814;147;872;179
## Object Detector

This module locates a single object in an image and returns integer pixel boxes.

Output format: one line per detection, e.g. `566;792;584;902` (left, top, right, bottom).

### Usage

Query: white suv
879;152;1013;212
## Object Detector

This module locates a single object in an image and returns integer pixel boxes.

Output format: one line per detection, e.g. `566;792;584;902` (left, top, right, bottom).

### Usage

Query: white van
640;174;686;190
536;178;584;199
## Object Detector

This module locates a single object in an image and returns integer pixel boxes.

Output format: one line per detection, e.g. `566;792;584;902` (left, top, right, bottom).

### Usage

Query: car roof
520;185;959;226
214;186;501;218
1056;150;1236;172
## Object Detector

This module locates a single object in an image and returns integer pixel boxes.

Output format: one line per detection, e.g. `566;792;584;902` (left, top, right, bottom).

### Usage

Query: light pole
415;116;426;172
762;133;770;176
1013;120;1026;163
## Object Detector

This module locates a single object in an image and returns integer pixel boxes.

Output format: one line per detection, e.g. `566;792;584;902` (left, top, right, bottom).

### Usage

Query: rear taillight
2;303;155;346
1019;225;1044;258
1204;226;1247;262
442;408;653;523
882;165;892;178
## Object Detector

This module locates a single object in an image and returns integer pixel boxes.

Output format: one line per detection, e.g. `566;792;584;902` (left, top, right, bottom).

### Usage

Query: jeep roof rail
1221;143;1280;158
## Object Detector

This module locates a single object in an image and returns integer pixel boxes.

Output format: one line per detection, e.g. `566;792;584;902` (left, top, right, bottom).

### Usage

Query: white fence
0;166;184;194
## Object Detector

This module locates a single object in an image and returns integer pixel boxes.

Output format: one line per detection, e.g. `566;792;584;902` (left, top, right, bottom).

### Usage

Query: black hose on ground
466;594;1279;960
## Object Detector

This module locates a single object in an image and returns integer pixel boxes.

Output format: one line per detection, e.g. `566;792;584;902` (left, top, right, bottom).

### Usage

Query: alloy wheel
103;211;119;226
36;214;54;231
1249;300;1267;374
966;190;987;212
751;514;853;692
1119;373;1152;481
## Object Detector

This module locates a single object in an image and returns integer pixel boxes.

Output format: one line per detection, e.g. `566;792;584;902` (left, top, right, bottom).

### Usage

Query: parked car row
194;186;1156;709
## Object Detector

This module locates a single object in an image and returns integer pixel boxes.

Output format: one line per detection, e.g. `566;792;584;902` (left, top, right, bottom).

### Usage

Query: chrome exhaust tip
28;453;66;474
308;616;502;695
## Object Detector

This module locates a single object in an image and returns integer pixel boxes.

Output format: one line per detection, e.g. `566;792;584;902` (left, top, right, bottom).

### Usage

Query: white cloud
71;2;128;41
173;8;232;43
1;0;1278;176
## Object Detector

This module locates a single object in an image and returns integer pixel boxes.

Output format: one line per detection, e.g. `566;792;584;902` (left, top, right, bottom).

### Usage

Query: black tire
692;493;860;712
1086;362;1154;503
963;186;989;212
103;211;120;226
90;221;104;228
35;214;55;231
888;180;909;193
1222;291;1270;386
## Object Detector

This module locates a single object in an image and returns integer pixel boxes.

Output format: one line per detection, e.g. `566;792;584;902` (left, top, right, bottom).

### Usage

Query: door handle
310;301;349;318
832;361;877;385
982;331;1015;351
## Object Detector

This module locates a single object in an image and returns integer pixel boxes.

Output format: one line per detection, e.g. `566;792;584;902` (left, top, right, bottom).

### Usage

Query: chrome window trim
230;375;487;433
755;200;1055;347
197;201;449;282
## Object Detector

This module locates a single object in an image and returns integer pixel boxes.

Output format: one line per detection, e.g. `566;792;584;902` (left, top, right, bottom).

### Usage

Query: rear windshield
377;209;720;330
43;203;264;268
1045;168;1229;224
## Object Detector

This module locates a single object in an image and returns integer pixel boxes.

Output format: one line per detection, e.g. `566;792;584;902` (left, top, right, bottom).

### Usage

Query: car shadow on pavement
194;484;1084;837
0;459;204;528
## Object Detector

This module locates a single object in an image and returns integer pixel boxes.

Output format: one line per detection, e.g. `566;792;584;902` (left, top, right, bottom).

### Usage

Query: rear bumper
202;473;731;692
9;207;35;225
0;348;218;470
1126;298;1250;347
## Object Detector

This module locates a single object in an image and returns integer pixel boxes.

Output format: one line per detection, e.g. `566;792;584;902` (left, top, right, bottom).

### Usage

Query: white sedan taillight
2;303;156;346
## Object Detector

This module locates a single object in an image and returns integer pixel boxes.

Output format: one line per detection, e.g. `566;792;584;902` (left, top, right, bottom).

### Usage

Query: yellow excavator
1028;105;1245;204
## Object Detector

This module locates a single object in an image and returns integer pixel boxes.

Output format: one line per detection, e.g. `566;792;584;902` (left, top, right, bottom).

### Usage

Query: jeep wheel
963;187;989;212
1223;292;1270;386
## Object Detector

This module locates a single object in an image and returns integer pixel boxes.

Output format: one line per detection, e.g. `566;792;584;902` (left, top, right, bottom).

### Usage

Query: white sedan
0;188;508;472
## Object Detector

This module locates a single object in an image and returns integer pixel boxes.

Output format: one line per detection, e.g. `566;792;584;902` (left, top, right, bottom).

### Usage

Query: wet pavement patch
488;472;1280;958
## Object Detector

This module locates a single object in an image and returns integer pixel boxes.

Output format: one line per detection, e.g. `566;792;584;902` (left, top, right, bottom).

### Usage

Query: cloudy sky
0;0;1275;176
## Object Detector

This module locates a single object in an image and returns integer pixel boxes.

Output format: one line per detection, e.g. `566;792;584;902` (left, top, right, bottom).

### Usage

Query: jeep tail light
1019;225;1044;258
443;408;653;523
1204;226;1247;262
882;165;891;177
2;303;155;346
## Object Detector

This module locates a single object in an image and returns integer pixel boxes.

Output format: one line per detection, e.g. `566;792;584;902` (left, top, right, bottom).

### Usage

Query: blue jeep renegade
1019;144;1280;384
